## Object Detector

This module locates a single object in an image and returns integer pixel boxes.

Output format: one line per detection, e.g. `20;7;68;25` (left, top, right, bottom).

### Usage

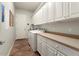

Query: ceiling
14;2;41;12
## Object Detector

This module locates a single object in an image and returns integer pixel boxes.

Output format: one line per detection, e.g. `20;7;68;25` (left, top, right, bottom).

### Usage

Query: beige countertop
30;30;79;51
30;30;44;33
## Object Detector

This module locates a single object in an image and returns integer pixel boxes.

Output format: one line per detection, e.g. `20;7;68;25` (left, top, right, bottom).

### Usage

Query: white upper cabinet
33;3;49;25
32;2;79;25
63;2;69;18
33;12;40;25
55;2;64;21
69;2;79;18
48;2;55;22
33;8;42;25
41;3;48;24
32;14;38;25
37;8;43;24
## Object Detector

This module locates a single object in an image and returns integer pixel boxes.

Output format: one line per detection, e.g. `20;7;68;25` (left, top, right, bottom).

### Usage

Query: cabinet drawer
57;43;79;56
37;35;42;43
37;35;47;42
47;44;57;56
46;38;79;56
57;51;65;56
46;38;59;48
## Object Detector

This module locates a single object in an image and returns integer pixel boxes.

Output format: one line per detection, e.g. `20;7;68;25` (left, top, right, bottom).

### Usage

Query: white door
15;13;27;39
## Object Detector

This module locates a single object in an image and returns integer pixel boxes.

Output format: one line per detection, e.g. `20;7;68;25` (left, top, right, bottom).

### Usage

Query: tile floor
10;39;40;56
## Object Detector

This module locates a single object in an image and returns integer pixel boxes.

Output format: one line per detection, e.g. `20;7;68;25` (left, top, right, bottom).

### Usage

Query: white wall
0;2;16;56
38;20;79;35
15;9;33;39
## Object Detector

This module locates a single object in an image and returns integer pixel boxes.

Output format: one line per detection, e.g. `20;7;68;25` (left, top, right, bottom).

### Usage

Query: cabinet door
57;42;79;56
33;8;42;25
32;15;35;25
28;32;31;46
37;39;42;54
47;45;57;56
37;35;42;54
63;2;69;18
41;41;47;56
37;35;47;55
37;8;43;24
37;42;42;55
48;2;55;22
33;13;39;25
55;2;64;21
42;3;48;24
57;51;65;56
35;10;41;25
32;15;37;25
69;2;79;18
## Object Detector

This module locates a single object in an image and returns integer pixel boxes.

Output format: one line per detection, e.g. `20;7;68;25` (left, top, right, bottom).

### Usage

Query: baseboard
7;40;15;56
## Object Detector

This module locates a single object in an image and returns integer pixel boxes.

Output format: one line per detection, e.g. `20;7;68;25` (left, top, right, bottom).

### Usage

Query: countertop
30;30;44;33
30;30;79;51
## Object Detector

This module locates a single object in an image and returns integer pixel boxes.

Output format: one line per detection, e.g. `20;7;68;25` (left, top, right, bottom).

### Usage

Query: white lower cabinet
37;35;47;56
37;35;79;56
37;37;42;54
37;35;57;56
37;42;42;55
47;45;57;56
57;43;79;56
28;32;37;51
57;51;65;56
41;41;47;56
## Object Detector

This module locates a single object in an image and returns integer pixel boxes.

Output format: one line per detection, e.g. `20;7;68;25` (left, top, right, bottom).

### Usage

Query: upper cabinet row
32;2;79;25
